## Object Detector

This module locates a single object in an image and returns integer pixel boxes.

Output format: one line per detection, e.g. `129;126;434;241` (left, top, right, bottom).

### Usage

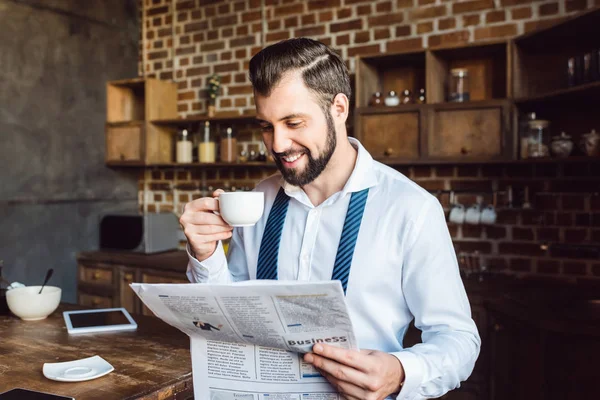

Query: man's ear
331;93;349;124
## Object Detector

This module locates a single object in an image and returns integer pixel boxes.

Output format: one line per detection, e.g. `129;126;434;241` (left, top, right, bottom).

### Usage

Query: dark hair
248;38;351;113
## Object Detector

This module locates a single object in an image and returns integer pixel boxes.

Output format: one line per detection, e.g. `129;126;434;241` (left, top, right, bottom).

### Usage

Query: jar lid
402;89;411;95
451;68;469;77
552;131;571;140
388;90;397;96
528;119;550;129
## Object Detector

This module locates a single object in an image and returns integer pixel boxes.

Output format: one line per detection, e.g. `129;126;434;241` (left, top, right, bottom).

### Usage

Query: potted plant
207;74;221;117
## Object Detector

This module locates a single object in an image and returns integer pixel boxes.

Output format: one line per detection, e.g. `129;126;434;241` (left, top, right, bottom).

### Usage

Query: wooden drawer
79;293;113;308
427;101;510;158
106;123;144;163
79;265;113;286
357;110;421;159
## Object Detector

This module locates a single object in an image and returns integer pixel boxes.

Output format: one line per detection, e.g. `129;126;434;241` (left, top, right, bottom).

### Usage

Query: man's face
255;72;336;187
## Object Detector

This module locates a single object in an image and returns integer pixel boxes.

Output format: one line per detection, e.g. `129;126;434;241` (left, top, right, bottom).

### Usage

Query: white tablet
63;308;137;334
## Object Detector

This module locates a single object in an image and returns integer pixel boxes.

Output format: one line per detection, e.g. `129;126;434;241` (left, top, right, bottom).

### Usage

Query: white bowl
6;285;61;321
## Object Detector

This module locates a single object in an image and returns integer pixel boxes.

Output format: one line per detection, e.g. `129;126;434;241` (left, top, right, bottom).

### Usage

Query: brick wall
140;0;598;116
138;0;600;283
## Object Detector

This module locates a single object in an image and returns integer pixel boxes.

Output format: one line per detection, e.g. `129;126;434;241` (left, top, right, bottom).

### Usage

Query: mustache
272;146;309;159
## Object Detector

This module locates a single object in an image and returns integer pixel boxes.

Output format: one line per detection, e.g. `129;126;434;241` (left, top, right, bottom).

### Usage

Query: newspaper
130;280;358;400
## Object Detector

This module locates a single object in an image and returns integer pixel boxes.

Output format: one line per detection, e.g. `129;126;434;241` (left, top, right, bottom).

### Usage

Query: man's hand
179;189;233;261
304;343;405;400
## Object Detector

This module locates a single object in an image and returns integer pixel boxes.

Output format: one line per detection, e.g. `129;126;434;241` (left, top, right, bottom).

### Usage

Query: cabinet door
79;264;113;287
119;269;138;315
106;123;144;163
358;111;421;159
79;293;113;308
427;103;509;158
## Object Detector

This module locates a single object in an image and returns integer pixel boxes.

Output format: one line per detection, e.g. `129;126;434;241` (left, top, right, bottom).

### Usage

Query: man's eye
260;125;273;132
287;122;301;128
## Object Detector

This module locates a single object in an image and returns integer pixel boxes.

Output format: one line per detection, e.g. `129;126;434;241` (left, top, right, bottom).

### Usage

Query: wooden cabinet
77;251;189;316
105;78;178;166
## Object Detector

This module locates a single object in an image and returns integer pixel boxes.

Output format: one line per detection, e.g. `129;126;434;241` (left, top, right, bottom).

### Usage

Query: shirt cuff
391;350;424;400
185;241;227;282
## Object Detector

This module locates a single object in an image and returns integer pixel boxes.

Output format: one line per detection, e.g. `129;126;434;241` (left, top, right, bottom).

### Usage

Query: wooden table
0;304;193;399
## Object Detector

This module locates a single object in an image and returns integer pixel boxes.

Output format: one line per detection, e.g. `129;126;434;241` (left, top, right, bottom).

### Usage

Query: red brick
237;25;249;36
397;0;413;8
575;213;591;226
566;0;587;12
486;257;508;272
319;11;334;22
218;3;230;13
336;34;350;46
539;2;559;16
234;98;247;107
453;0;494;13
234;1;245;12
187;66;210;76
179;35;191;45
337;7;352;19
191;10;201;19
474;24;518;41
357;4;372;15
513;227;534;241
538;260;560;274
213;15;238;28
438;17;456;30
219;98;232;108
463;14;480;27
374;28;391;39
562;195;585;210
387;37;423;53
555;212;573;226
345;0;372;3
207;30;218;40
417;22;433;34
296;26;326;37
593;262;600;276
154;40;164;49
214;62;239;73
376;1;393;12
228;85;254;95
395;25;411;37
453;240;493;254
524;17;568;33
564;228;588;243
497;209;519;224
176;1;195;10
221;51;232;61
184;21;208;33
308;0;341;10
409;5;446;20
331;19;363;33
537;227;559;242
429;30;470;47
348;44;380;57
419;0;435;4
148;50;168;60
369;13;404;27
485;10;506;24
302;14;316;25
200;41;225;52
535;194;559;210
512;6;532;20
242;10;261;23
222;27;234;38
499;242;546;257
563;261;587;275
462;225;483;238
486;226;507;239
179;58;189;67
412;166;432;178
234;72;246;83
592;195;600;210
448;224;458;238
178;91;195;101
355;31;371;43
274;3;304;17
266;31;288;42
284;16;298;29
510;258;532;272
435;166;455;177
147;5;169;16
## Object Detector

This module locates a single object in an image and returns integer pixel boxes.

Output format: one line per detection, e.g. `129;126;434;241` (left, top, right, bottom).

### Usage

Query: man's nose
271;127;292;154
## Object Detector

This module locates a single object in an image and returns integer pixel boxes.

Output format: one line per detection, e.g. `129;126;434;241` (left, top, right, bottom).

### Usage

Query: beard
273;110;337;187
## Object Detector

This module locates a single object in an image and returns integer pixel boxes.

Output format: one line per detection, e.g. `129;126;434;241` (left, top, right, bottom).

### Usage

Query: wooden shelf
148;162;276;168
356;104;425;114
106;120;145;127
356;99;511;115
151;113;257;126
515;81;600;105
376;156;600;166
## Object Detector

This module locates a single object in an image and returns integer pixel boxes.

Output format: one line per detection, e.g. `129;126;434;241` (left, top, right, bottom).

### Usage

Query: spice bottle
220;127;237;163
449;68;470;102
176;129;193;163
199;121;216;163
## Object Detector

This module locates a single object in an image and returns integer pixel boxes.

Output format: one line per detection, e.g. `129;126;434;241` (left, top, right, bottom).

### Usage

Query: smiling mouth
278;152;306;168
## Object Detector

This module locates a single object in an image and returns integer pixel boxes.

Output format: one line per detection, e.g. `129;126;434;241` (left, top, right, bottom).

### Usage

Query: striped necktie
256;187;369;293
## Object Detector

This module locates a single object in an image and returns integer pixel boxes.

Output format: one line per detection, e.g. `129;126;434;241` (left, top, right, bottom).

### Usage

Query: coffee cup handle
213;198;221;216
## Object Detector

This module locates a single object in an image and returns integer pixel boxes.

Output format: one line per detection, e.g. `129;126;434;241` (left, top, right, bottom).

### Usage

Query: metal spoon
38;268;54;294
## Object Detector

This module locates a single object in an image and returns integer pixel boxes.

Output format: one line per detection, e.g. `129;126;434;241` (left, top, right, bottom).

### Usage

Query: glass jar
527;119;550;158
417;88;426;104
198;121;216;163
550;132;574;158
401;89;413;104
384;90;400;106
220;127;237;163
369;92;383;106
519;112;537;159
449;68;470;102
176;129;193;163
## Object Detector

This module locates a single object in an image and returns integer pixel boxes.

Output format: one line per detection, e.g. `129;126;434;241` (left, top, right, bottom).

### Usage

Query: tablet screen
69;310;131;328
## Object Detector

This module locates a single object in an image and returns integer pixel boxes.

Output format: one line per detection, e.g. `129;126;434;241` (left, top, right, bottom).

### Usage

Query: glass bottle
417;88;426;104
519;112;537;159
527;119;550;158
384;90;400;106
401;89;413;104
449;68;470;102
199;121;216;163
369;92;383;106
176;129;193;163
220;127;237;163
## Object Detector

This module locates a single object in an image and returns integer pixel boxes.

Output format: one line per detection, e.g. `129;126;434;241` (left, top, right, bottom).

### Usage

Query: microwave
100;213;180;253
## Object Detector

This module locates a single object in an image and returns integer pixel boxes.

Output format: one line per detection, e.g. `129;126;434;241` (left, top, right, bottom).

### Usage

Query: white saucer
43;355;114;382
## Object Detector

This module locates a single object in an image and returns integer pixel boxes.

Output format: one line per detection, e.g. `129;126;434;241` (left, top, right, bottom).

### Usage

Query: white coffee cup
480;205;497;225
465;204;481;225
449;203;465;224
216;192;264;227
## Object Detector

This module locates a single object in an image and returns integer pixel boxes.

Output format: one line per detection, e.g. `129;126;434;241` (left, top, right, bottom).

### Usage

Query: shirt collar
280;137;378;206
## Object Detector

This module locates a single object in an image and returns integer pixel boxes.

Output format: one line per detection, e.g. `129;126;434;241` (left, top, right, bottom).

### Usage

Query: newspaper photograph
130;280;358;400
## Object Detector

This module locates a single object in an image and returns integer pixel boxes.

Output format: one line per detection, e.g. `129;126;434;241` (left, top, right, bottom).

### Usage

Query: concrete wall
0;0;140;302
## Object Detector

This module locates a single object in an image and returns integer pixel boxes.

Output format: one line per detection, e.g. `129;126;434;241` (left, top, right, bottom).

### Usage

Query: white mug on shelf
465;204;482;225
448;193;466;224
481;205;497;225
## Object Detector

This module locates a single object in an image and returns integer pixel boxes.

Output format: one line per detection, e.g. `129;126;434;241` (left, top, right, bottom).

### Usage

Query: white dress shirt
187;138;481;399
